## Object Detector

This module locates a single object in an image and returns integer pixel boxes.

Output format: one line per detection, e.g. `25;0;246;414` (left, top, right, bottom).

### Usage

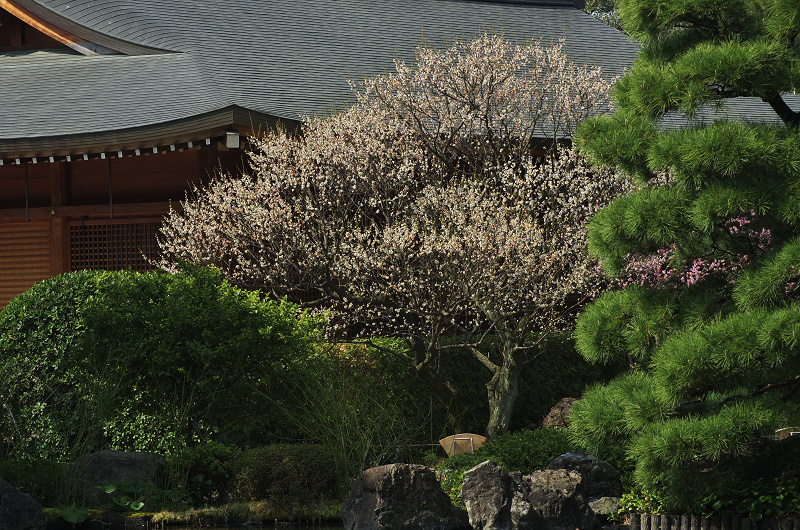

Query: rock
588;496;621;515
522;468;599;530
460;461;518;529
0;480;45;530
461;460;599;530
546;453;623;502
540;398;578;430
71;449;166;507
341;463;469;530
725;432;800;482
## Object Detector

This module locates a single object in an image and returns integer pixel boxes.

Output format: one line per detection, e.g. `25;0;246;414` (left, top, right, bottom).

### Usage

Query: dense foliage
232;444;336;504
437;428;575;506
702;476;800;520
159;34;627;436
585;0;621;30
273;341;438;489
571;0;800;512
0;266;321;461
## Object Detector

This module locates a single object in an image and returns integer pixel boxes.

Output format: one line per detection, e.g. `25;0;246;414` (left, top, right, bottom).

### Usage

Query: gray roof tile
1;0;640;155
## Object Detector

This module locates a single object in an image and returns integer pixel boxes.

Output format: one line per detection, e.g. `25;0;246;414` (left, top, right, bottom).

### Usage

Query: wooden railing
605;513;799;530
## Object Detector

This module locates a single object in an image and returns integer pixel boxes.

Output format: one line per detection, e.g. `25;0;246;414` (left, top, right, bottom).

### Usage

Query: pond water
180;521;344;530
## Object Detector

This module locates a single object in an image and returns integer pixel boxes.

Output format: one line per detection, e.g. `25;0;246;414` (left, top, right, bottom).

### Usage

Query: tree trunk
416;363;467;433
484;340;522;437
407;337;467;433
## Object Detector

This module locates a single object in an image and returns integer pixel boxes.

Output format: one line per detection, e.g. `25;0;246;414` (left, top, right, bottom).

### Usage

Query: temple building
0;0;639;307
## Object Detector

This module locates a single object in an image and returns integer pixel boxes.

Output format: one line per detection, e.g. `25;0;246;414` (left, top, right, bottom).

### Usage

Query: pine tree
571;0;800;512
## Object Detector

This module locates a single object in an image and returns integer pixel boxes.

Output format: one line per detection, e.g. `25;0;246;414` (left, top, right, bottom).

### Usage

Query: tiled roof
0;0;640;157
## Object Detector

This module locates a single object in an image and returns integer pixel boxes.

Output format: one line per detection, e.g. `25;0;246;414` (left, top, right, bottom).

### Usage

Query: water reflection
180;521;344;530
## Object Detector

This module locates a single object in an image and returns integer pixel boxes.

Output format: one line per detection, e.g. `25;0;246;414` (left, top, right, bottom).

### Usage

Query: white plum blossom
158;34;627;435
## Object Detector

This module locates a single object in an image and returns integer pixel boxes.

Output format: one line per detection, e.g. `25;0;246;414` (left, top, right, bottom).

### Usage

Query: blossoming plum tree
158;35;625;436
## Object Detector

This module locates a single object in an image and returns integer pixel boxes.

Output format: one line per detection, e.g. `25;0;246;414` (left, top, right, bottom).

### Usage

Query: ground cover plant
436;428;575;506
159;34;629;436
570;0;800;512
270;341;441;494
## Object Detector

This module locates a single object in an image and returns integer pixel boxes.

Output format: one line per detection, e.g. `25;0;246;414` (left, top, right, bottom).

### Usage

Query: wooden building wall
0;221;51;307
0;144;246;308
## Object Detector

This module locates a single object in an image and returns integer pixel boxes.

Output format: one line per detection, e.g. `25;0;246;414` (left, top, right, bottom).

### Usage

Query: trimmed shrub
168;441;242;506
0;265;322;461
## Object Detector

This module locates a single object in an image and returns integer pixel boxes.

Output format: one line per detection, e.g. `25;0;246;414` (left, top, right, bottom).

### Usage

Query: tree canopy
585;0;622;30
159;35;626;436
571;0;800;512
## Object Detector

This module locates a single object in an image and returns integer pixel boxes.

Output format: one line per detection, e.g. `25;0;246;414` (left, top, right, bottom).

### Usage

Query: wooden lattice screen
69;219;161;272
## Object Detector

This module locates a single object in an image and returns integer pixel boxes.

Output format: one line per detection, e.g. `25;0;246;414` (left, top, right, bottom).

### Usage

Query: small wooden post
630;512;641;530
731;515;741;530
721;516;731;530
710;515;721;530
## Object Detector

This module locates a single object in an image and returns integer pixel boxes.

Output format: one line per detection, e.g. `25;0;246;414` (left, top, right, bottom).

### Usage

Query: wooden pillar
50;161;69;275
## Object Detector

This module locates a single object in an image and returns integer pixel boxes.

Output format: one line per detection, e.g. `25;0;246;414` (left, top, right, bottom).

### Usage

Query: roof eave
6;0;173;55
0;106;300;161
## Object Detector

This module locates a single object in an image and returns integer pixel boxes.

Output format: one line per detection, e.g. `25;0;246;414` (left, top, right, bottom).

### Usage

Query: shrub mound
0;265;321;461
233;444;337;504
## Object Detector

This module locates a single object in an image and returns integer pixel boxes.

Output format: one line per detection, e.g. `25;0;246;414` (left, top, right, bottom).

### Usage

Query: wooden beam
0;201;179;220
0;0;85;50
49;161;68;275
50;160;68;207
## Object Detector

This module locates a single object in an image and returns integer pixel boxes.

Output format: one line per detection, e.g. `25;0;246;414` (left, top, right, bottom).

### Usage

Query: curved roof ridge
7;0;176;55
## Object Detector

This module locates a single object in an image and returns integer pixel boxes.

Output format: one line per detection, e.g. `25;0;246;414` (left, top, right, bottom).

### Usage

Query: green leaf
62;504;89;524
111;494;131;507
96;482;116;494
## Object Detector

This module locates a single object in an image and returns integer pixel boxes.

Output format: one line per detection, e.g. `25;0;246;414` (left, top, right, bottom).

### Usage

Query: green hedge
0;265;322;461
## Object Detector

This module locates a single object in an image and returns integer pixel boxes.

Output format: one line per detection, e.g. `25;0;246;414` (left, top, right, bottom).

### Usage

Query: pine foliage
571;0;800;512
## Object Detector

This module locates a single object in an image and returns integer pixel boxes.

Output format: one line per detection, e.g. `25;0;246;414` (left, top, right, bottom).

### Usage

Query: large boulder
0;480;45;530
545;453;623;502
72;450;166;507
540;398;578;430
587;496;621;517
461;460;598;530
459;460;519;529
342;464;469;530
725;432;800;482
